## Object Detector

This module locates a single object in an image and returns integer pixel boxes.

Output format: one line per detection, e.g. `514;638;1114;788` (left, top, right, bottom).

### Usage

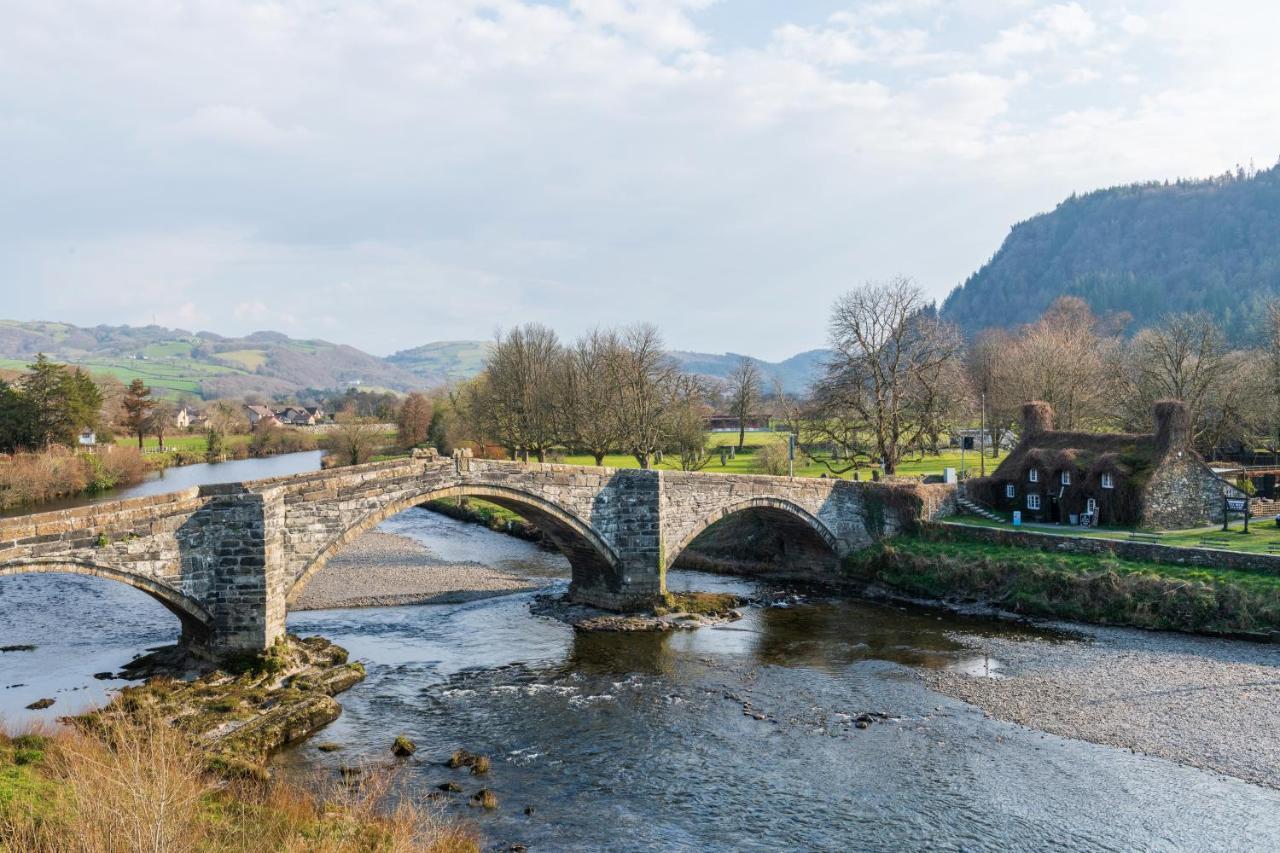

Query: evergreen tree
121;378;154;450
0;380;37;453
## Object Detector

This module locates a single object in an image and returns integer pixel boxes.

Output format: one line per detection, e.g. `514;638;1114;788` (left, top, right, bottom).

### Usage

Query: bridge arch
664;496;841;572
0;559;214;648
286;483;621;607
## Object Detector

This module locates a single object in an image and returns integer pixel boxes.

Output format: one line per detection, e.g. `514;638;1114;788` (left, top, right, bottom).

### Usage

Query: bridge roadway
0;450;953;656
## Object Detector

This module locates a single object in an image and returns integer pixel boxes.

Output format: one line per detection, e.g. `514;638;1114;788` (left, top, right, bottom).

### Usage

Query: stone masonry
0;451;946;656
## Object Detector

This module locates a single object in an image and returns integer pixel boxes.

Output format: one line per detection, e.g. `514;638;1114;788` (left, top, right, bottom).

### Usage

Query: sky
3;1;1278;361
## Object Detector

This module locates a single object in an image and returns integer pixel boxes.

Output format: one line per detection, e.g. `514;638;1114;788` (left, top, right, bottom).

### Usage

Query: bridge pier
181;485;288;657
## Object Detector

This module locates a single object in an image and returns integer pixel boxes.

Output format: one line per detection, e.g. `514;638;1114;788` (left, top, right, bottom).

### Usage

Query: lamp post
980;391;987;478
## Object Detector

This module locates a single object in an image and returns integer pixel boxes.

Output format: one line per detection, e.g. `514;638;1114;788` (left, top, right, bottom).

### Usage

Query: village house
244;404;279;428
706;413;772;432
275;406;316;426
968;399;1243;529
174;406;207;430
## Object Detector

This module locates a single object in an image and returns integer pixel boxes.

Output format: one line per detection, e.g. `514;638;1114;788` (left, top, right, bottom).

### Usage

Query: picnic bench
1127;531;1163;544
1198;536;1235;549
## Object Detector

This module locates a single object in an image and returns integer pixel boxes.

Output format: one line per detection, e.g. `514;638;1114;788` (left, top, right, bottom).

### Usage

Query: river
2;504;1279;850
0;449;324;516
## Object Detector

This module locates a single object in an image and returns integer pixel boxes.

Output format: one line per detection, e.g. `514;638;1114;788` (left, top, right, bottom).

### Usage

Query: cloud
167;105;311;149
1;1;1278;359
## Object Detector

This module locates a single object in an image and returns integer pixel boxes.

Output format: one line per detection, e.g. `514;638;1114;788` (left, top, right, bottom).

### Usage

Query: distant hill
0;321;424;399
670;349;826;395
385;340;493;387
941;164;1280;340
0;321;827;399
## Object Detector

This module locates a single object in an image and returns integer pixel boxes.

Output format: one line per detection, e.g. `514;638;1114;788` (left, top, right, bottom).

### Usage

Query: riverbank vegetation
847;529;1280;635
0;635;479;851
0;445;150;510
0;715;479;852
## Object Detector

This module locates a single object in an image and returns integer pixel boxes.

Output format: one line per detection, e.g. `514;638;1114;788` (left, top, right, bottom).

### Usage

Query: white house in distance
78;427;96;447
244;404;279;428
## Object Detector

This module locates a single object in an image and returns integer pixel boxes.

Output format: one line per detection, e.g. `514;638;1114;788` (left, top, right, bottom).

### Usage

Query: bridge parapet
0;454;954;656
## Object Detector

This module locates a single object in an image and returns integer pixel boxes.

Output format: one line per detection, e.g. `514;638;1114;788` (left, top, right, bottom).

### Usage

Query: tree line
450;323;764;471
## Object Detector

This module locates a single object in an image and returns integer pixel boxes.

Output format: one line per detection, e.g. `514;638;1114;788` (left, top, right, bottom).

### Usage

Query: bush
753;442;790;476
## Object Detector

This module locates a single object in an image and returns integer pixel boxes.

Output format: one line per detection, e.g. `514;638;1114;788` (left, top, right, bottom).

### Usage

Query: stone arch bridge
0;452;953;656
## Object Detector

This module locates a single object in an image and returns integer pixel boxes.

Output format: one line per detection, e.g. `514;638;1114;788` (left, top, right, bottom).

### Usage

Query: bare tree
965;329;1018;458
470;324;564;461
1115;312;1231;443
726;356;762;450
606;324;676;469
997;297;1118;431
324;412;383;466
665;372;714;471
147;400;176;451
563;329;625;465
397;391;434;448
810;277;962;475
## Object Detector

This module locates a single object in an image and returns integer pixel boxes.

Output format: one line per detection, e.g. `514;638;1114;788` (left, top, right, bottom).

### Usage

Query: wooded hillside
942;163;1280;340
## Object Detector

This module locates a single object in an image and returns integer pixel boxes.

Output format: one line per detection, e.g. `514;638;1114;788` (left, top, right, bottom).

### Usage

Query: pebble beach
292;529;537;610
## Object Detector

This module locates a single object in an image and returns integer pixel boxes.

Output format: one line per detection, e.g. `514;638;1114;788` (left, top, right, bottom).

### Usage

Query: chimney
1021;401;1055;438
1153;400;1191;452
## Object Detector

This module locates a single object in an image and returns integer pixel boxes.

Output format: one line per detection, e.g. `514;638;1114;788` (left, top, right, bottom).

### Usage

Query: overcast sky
3;1;1277;360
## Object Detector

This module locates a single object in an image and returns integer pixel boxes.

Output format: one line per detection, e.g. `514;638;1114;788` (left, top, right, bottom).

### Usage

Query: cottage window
1101;473;1114;490
1061;471;1071;486
1029;469;1039;483
1086;498;1098;515
1005;484;1016;499
1027;494;1041;510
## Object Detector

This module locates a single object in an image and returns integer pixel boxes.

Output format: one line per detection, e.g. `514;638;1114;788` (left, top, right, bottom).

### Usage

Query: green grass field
949;513;1280;553
113;433;253;453
556;431;1005;479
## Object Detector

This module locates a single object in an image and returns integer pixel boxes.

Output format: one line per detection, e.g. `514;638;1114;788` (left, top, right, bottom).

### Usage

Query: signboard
1012;511;1022;527
1227;498;1248;513
961;436;975;450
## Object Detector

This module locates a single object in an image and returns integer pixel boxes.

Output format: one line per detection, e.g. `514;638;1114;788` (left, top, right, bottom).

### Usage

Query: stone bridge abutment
0;453;953;656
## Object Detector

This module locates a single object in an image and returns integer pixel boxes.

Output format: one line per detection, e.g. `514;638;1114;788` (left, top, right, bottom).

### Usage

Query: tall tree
0;380;37;453
1115;312;1231;443
726;356;762;450
121;378;155;450
609;323;676;469
563;329;624;465
811;277;962;475
478;324;564;462
997;297;1118;431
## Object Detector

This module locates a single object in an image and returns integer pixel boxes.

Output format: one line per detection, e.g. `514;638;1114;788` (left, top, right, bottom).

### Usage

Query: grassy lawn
114;434;254;453
948;513;1280;553
555;431;1006;479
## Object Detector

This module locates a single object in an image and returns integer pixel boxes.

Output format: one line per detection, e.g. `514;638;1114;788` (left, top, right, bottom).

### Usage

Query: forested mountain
942;163;1280;340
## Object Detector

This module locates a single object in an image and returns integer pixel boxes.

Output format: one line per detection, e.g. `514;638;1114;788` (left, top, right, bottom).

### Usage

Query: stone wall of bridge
0;453;954;655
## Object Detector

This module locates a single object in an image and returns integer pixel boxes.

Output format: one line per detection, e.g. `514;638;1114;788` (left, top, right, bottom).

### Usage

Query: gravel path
921;622;1280;789
293;530;536;610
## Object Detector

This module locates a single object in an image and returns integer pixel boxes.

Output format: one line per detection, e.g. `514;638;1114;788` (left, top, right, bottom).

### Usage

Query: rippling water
3;506;1280;850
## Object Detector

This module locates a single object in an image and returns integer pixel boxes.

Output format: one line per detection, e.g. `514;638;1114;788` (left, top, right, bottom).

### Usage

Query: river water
2;505;1280;850
0;450;324;516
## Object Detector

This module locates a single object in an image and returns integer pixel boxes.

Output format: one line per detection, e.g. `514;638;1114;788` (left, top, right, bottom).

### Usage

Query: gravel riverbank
292;530;537;610
921;622;1280;789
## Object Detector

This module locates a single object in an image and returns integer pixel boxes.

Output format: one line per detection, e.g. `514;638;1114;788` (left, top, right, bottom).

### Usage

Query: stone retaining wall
934;522;1280;576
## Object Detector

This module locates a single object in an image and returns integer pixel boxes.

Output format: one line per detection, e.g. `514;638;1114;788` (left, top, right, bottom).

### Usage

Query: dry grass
0;713;480;853
0;446;151;509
